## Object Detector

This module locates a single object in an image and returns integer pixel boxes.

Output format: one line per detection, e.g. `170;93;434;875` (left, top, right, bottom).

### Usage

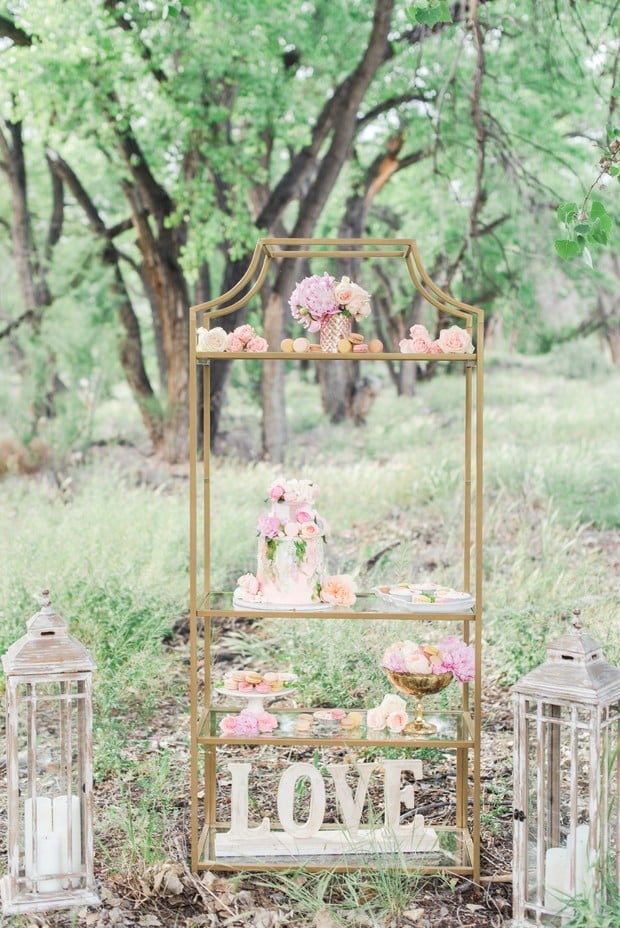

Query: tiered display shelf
189;238;483;877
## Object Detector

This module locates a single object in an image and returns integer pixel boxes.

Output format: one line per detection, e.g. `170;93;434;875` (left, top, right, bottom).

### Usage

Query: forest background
1;1;620;927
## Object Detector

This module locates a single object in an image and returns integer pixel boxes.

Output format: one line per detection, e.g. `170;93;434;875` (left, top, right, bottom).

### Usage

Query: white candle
24;796;53;879
568;823;590;895
544;846;568;914
32;832;63;892
53;795;82;885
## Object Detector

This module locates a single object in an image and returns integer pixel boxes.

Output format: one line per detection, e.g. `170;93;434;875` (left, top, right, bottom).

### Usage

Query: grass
0;353;619;922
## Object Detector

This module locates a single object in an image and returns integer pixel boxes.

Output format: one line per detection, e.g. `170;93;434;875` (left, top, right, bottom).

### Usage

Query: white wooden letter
382;760;423;833
277;763;326;838
226;762;271;837
326;763;376;835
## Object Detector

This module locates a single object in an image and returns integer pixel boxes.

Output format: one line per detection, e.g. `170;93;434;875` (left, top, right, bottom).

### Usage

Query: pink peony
367;707;386;730
257;514;281;538
434;635;475;682
226;333;244;352
320;574;357;607
289;273;339;331
387;710;408;733
296;510;313;523
235;711;259;737
269;483;285;502
437;325;474;354
247;336;268;352
234;324;255;345
220;715;238;735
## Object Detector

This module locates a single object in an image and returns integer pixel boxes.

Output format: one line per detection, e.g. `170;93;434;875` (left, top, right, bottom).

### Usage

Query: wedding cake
234;479;356;608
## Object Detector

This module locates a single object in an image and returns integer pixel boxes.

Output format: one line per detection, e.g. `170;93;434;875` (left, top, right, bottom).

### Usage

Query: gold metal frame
188;238;484;877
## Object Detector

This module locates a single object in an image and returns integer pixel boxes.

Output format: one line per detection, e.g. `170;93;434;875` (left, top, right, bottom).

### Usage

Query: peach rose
320;574;357;607
404;652;432;674
300;521;321;540
380;693;407;715
367;707;386;730
438;325;474;354
333;276;355;305
197;326;228;352
237;573;260;596
387;710;408;733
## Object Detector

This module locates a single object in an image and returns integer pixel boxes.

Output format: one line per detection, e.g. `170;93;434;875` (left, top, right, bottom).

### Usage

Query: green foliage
407;0;452;26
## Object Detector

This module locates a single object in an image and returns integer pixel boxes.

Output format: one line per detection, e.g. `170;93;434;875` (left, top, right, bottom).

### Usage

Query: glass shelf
198;708;475;748
196;350;476;363
200;591;476;621
196;824;475;872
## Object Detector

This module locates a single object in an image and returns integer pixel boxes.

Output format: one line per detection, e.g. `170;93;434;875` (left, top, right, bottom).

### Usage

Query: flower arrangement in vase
289;273;371;351
381;637;475;735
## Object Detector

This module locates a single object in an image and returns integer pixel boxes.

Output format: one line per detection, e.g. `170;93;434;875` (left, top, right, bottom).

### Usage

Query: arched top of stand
189;238;483;323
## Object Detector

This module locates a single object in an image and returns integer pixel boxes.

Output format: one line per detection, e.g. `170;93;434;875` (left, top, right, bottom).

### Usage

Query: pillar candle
53;795;82;885
24;796;53;879
568;823;590;895
544;846;568;914
32;833;63;892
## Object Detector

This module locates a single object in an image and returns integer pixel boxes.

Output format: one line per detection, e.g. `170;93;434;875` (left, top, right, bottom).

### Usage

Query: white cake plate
215;686;298;715
372;587;475;613
233;594;331;612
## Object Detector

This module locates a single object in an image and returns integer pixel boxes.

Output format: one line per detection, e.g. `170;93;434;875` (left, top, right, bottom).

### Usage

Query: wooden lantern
1;591;100;914
512;617;620;925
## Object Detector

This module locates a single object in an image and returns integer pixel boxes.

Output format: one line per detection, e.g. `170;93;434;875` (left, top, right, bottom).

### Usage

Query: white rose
197;326;228;352
380;693;407;715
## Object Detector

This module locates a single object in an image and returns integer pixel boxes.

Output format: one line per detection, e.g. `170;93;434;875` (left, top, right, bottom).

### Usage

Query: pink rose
300;521;321;540
256;711;278;733
247;336;268;352
428;341;443;354
320;574;357;607
237;573;260;596
437;325;474;354
367;707;386;730
226;333;244;352
269;483;285;502
219;715;238;735
284;521;301;537
387;710;408;733
234;324;255;345
296;510;313;523
399;338;415;353
407;324;434;353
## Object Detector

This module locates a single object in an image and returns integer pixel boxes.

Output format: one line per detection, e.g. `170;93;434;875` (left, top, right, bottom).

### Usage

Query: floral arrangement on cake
219;708;278;736
289;273;371;332
196;323;268;352
366;693;410;733
235;571;357;607
399;323;474;355
382;636;475;683
268;478;319;506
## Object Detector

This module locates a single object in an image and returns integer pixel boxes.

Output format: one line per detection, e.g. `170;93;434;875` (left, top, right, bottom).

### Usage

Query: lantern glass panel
14;678;88;891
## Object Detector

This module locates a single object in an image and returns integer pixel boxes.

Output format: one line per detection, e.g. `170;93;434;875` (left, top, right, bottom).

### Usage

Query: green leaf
590;200;612;233
557;202;578;224
612;86;620;98
554;239;582;260
574;223;590;234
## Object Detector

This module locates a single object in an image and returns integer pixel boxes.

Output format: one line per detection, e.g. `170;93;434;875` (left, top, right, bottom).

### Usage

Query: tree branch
0;14;33;46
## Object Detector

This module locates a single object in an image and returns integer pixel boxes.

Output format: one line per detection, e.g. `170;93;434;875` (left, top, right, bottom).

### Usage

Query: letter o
277;763;326;838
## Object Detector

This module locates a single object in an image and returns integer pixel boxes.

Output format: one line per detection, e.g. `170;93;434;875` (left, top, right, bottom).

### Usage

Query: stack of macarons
222;669;297;693
294;708;364;732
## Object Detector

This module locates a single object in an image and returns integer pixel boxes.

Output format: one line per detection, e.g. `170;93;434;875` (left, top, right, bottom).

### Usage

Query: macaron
337;338;352;353
281;338;294;352
353;344;369;353
293;337;309;353
349;333;364;345
368;338;383;353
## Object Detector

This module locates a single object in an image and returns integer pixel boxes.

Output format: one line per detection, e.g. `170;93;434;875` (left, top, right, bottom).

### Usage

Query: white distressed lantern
512;617;620;926
1;591;100;914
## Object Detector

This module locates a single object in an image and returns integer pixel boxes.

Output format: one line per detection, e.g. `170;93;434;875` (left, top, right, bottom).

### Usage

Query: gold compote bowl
385;670;453;735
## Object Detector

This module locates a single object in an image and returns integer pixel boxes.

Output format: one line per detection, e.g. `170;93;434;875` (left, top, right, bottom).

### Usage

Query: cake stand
215;685;298;715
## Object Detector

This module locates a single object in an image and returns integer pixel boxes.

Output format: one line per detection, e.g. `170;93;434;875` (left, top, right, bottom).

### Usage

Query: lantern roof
2;591;96;676
513;615;620;705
